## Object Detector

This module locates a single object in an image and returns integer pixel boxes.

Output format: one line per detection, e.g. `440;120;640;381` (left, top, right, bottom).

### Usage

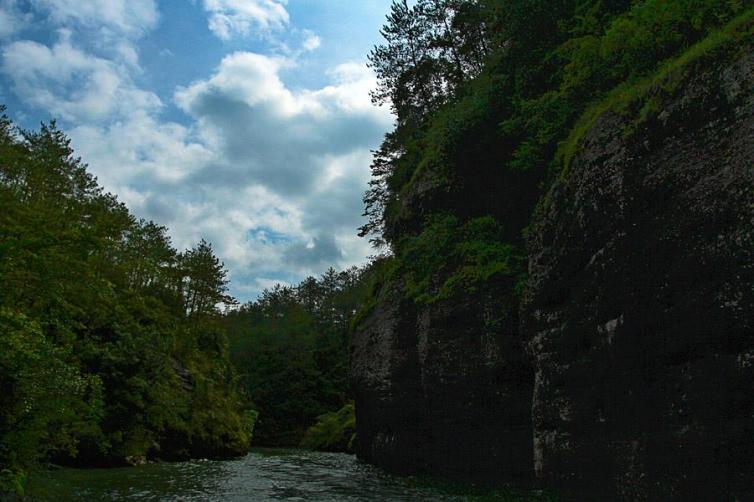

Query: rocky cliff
351;18;754;502
523;41;754;500
351;281;534;480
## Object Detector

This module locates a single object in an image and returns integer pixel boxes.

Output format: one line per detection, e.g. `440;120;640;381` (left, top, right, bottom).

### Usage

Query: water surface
29;448;552;501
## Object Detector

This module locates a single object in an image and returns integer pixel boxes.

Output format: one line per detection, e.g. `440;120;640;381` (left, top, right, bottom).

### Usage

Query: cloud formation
156;51;388;289
0;0;391;301
0;1;32;38
301;30;321;51
2;32;160;122
30;0;158;36
202;0;289;40
174;53;388;195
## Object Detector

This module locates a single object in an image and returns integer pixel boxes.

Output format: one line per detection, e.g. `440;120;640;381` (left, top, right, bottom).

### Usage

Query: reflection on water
29;448;553;501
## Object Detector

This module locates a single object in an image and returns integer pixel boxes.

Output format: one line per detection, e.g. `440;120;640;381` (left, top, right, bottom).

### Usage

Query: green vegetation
359;0;752;331
560;6;754;170
224;266;376;448
0;112;251;495
3;0;753;496
300;402;356;453
395;215;524;303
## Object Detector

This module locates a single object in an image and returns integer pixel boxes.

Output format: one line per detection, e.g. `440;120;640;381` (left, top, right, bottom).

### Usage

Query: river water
28;449;553;501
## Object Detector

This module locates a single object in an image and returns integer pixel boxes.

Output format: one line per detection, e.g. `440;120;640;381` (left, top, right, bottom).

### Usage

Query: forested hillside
0;106;381;496
0;112;252;494
224;265;378;450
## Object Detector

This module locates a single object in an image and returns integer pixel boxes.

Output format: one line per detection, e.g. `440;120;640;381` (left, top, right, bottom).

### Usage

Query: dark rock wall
523;48;754;500
350;283;533;480
350;41;753;502
350;284;426;473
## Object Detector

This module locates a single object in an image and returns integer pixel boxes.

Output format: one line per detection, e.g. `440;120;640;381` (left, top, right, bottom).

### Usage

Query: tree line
223;264;378;449
0;109;251;495
0;105;379;497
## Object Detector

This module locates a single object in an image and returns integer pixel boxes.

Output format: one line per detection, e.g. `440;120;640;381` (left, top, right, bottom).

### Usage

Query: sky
0;0;395;302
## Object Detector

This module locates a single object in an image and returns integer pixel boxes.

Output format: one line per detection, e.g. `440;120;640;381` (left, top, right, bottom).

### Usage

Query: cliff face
523;46;754;500
350;282;533;480
350;26;753;502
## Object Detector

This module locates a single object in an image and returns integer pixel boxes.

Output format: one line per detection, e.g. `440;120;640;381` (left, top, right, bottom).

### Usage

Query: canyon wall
351;30;753;502
523;45;754;500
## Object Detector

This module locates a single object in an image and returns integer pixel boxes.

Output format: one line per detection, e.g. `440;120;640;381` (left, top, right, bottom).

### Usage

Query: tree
180;239;235;318
120;219;177;291
0;112;252;493
369;0;442;120
369;0;491;123
224;264;377;447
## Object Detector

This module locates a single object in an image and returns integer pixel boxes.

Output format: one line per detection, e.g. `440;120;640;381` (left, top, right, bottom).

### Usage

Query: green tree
225;265;376;448
180;239;235;318
0;110;252;493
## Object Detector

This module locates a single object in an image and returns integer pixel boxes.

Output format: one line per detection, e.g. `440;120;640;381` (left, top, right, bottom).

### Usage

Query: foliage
358;0;752;331
3;1;751;491
559;5;754;169
224;266;376;447
395;215;524;303
362;0;750;240
299;402;356;453
368;0;490;121
0;111;251;494
0;309;103;496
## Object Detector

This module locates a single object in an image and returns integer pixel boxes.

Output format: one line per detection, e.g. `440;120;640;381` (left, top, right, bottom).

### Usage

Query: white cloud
302;31;321;52
172;52;390;212
30;0;158;38
0;0;391;301
0;1;159;124
202;0;289;40
176;52;295;114
176;52;387;129
65;51;388;298
76;51;389;298
315;62;387;115
1;34;161;122
0;0;32;38
70;111;212;189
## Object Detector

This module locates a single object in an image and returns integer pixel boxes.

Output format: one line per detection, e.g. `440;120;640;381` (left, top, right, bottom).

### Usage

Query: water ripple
29;448;549;501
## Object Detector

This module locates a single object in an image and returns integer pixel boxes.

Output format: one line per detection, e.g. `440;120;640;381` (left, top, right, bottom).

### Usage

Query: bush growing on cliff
300;403;356;453
397;215;524;303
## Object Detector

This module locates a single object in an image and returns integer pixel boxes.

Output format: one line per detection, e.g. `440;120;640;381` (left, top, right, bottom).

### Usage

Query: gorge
1;1;752;501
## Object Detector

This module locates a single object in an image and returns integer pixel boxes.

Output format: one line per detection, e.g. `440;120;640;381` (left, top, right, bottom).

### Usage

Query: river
27;448;553;501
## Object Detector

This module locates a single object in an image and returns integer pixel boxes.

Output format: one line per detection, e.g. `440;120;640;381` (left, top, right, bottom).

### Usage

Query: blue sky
0;0;394;301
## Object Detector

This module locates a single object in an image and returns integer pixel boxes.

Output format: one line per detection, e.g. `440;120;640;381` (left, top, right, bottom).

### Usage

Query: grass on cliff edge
558;7;754;173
